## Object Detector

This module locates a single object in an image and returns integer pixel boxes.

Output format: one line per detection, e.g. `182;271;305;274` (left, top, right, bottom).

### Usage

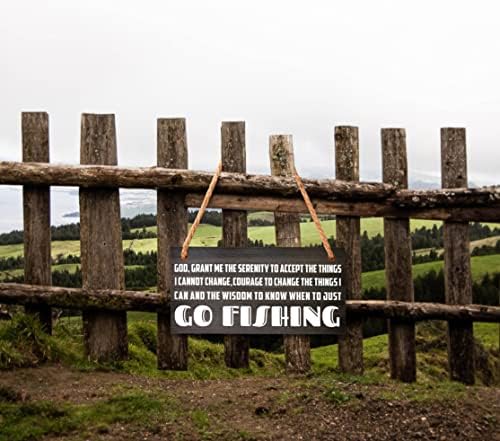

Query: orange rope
181;160;334;261
293;167;335;261
181;161;222;260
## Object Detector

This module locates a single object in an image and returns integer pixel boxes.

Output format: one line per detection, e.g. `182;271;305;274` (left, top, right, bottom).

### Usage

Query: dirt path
1;365;499;441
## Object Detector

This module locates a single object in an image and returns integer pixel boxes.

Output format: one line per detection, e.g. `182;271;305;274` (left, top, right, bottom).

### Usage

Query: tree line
0;219;155;245
0;249;158;271
0;210;278;245
1;210;498;247
3;234;500;274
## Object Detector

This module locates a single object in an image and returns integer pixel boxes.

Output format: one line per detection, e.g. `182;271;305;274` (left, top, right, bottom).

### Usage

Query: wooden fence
0;112;499;384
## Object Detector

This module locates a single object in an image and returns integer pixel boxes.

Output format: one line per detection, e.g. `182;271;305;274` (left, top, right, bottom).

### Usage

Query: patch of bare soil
1;365;499;441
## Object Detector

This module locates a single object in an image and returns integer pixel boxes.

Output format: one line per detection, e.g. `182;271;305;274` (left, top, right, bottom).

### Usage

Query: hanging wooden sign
170;247;346;335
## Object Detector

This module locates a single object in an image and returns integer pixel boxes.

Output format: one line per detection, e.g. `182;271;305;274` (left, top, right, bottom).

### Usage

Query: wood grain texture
0;161;392;197
269;135;310;374
1;161;499;218
2;283;499;322
335;126;363;375
157;118;189;370
184;193;500;222
79;114;127;362
22;112;52;332
382;128;416;382
441;128;475;385
222;122;250;368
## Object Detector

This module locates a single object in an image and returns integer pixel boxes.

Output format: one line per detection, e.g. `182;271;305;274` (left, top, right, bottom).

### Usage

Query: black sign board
170;247;345;335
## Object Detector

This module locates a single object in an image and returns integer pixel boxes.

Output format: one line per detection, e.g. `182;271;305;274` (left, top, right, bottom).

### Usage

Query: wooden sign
170;247;345;334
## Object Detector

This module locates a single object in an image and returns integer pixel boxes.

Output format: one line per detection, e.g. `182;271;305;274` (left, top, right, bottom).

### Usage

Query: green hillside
0;218;446;259
2;218;499;259
2;253;499;290
0;315;497;440
0;313;497;382
362;254;500;290
0;223;221;259
2;217;499;289
0;264;143;282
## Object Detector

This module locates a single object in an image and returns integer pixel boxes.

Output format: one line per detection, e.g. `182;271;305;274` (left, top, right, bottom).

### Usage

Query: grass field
1;216;499;288
2;236;500;288
2;251;499;287
136;217;448;244
0;264;78;281
0;313;497;381
0;314;497;441
414;234;500;257
2;217;499;259
0;264;144;282
0;223;222;258
311;322;498;377
362;253;500;290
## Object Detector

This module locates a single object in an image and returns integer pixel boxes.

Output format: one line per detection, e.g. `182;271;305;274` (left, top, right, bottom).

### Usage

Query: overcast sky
1;1;499;186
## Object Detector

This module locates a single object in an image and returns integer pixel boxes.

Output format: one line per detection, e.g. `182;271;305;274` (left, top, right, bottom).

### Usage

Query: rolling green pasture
0;264;145;282
362;253;500;290
2;251;499;290
1;216;499;286
135;217;447;244
311;322;498;382
3;217;499;259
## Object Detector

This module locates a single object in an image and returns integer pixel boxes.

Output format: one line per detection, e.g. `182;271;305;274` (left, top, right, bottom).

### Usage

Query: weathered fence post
222;121;250;368
157;118;189;370
80;114;127;361
382;128;416;382
441;128;475;384
269;134;311;374
22;112;52;333
335;126;363;374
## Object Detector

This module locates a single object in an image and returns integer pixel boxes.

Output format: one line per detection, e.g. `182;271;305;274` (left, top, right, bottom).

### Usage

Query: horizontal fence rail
0;283;498;322
1;161;499;221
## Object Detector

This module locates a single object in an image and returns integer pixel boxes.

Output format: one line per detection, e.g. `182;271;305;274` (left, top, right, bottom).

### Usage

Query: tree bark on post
335;126;363;374
441;128;475;384
269;134;311;374
80;114;127;361
382;128;416;382
22;112;52;333
222;122;250;368
157;118;189;370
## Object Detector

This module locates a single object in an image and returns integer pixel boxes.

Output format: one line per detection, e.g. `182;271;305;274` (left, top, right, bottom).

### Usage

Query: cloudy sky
0;1;499;230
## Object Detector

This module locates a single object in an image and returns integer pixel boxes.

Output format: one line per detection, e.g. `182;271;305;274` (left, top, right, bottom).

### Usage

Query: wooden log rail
0;161;395;197
1;161;499;221
186;194;500;222
0;283;498;322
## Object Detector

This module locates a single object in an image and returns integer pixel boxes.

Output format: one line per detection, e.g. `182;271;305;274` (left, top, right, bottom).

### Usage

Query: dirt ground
1;365;499;441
